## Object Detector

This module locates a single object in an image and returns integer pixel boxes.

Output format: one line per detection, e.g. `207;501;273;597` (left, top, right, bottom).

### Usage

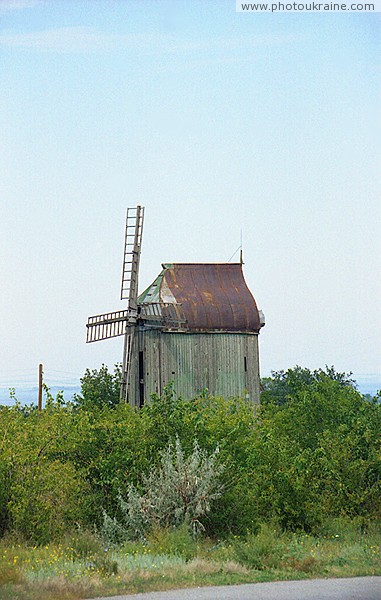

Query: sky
0;0;380;399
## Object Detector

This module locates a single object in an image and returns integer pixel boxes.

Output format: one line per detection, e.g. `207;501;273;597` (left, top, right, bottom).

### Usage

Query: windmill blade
86;309;131;342
121;205;144;307
87;302;187;342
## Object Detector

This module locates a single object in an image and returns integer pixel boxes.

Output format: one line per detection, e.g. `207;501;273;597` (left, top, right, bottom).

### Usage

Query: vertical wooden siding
129;330;260;405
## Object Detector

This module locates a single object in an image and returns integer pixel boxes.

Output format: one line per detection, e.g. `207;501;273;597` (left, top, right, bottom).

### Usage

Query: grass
0;519;380;600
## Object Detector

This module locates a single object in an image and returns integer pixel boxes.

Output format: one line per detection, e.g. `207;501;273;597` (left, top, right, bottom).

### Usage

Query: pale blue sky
0;1;380;396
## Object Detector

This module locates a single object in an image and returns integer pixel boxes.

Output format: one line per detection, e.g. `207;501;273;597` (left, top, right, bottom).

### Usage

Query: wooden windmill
86;206;145;401
87;206;265;406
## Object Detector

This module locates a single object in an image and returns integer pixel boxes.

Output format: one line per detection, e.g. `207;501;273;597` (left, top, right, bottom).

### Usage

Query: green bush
233;524;284;570
8;460;86;544
147;524;198;560
66;402;149;524
0;404;88;543
1;365;380;544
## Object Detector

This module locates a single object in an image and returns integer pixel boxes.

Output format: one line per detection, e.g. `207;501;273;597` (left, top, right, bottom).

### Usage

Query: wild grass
0;518;380;600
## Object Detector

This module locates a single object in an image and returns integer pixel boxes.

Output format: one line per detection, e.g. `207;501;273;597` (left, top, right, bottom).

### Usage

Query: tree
74;364;122;410
255;373;381;528
261;365;356;406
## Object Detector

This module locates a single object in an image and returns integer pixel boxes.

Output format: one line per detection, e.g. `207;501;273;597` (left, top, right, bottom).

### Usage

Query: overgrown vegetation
0;519;380;599
73;363;122;410
103;438;224;542
0;365;380;597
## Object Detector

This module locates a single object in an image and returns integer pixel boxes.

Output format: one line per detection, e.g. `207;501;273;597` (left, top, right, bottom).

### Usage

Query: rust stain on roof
140;263;262;333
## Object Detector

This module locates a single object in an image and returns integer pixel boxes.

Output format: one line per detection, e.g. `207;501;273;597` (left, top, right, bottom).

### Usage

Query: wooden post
38;363;43;411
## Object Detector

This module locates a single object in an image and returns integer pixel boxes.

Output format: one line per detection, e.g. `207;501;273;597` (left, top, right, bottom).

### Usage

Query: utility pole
38;363;43;411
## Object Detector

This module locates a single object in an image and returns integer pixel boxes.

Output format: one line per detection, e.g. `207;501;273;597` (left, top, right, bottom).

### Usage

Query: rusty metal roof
139;263;262;333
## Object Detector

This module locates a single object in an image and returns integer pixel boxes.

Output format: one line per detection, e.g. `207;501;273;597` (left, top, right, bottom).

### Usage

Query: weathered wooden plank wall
129;330;260;406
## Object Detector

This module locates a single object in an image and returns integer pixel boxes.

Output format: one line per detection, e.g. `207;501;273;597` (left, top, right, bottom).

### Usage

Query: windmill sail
86;309;130;342
120;206;144;402
121;205;144;310
86;303;187;343
86;206;144;350
86;205;185;403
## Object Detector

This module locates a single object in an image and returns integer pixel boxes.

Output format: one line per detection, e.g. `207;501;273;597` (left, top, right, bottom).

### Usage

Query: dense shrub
260;365;357;406
102;438;224;541
0;366;380;544
0;403;88;543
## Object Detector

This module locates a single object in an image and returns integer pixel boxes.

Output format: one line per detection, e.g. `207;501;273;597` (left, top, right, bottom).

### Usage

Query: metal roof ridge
161;262;242;268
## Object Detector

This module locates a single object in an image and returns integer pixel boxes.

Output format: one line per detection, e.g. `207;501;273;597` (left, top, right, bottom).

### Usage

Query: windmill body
86;206;265;405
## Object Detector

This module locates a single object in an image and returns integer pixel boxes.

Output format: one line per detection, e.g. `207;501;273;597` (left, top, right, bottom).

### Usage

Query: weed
147;524;198;560
233;524;284;570
283;555;319;573
0;564;23;585
62;529;103;561
0;520;380;598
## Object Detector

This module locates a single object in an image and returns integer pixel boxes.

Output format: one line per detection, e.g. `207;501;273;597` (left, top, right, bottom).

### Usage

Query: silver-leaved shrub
103;438;224;542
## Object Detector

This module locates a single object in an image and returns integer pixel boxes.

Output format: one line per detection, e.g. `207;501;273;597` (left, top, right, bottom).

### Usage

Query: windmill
87;207;264;406
86;206;145;402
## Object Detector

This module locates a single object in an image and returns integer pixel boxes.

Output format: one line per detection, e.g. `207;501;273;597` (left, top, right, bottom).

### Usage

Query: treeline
0;366;380;545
